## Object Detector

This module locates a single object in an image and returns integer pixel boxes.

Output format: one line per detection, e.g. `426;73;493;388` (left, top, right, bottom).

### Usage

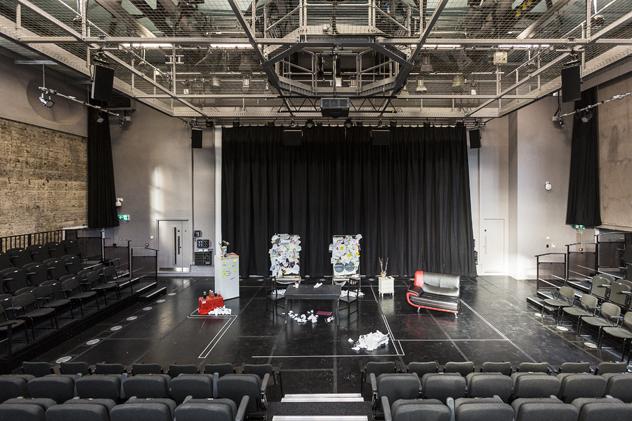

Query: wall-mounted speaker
282;129;303;146
371;129;391;146
191;129;203;148
469;129;481;149
561;61;581;103
91;65;115;103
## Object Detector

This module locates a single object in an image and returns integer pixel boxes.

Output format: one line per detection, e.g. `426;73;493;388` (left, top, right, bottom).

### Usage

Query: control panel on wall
196;239;210;249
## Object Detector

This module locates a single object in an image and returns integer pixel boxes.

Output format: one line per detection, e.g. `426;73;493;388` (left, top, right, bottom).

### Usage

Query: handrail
534;252;566;258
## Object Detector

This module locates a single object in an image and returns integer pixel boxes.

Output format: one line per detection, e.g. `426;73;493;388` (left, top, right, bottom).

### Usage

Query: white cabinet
214;254;240;300
378;276;394;297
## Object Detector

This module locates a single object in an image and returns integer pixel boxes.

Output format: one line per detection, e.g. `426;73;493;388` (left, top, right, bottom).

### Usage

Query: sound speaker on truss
91;65;115;103
561;61;581;103
469;129;481;149
371;129;392;146
191;129;203;148
282;129;303;146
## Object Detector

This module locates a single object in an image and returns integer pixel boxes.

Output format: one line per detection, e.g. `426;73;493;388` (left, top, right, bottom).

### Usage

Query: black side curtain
566;88;601;227
87;107;119;228
222;125;476;278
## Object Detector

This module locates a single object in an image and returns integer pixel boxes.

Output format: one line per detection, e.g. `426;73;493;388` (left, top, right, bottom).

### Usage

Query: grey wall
0;54;86;137
107;101;215;269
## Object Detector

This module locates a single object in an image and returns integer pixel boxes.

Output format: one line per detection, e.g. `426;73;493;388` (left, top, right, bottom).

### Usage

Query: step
281;393;363;403
273;417;368;421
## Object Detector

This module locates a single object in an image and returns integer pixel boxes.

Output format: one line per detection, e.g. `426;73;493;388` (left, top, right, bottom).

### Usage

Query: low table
284;284;341;325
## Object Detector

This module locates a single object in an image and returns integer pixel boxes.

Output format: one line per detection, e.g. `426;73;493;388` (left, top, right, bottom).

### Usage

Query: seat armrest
212;372;219;398
408;286;422;296
447;397;455;421
603;283;612;289
235;395;249;421
261;372;271;394
381;396;392;421
0;321;17;329
370;372;378;396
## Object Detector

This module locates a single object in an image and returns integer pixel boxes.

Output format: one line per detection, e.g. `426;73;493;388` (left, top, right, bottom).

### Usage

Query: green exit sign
118;214;130;222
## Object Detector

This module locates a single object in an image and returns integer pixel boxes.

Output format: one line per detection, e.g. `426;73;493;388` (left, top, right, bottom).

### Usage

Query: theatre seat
406;271;461;315
46;403;109;421
421;373;467;402
0;403;45;421
386;398;450;421
111;402;172;421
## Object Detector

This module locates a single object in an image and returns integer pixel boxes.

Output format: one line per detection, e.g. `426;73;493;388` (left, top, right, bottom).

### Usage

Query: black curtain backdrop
566;88;601;227
222;125;476;278
87;108;119;228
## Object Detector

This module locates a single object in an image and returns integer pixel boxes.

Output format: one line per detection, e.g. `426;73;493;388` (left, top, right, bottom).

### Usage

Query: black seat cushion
515;402;578;421
421;373;466;402
576;401;632;421
558;374;606;402
217;374;261;413
445;362;475;377
513;374;561;398
123;375;170;399
603;373;632;403
76;375;121;400
2;398;56;410
0;376;29;402
407;362;440;377
0;403;45;421
466;373;513;401
391;399;450;421
377;373;421;407
125;397;177;417
111;402;173;421
63;398;117;411
46;403;109;421
175;401;236;421
454;402;514;421
203;363;234;377
27;376;75;403
169;374;214;403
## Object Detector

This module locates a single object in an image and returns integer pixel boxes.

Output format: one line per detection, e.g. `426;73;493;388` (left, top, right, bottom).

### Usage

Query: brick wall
0;117;87;237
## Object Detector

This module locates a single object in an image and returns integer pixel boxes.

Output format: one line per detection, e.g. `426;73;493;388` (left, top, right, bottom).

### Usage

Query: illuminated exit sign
117;214;130;222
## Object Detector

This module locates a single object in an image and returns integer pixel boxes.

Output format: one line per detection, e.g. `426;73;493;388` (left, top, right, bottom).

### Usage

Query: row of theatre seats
543;275;632;361
0;240;85;270
365;360;632;421
0;362;282;421
0;245;134;355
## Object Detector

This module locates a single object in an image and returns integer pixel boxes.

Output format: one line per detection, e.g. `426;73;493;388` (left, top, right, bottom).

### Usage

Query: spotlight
470;81;478;96
205;119;214;128
344;118;353;129
591;14;605;27
290;119;297;128
580;110;593;123
552;114;565;128
38;91;54;108
304;119;315;129
211;76;221;88
96;113;104;124
233;120;240;128
416;79;428;93
420;54;433;72
241;76;250;92
452;74;465;92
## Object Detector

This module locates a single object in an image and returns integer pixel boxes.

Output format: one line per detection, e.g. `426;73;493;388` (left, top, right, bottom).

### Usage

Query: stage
33;276;618;394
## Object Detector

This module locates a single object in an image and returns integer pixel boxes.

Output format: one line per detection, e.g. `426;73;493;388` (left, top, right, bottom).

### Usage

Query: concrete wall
0;55;88;238
597;73;632;230
107;101;215;270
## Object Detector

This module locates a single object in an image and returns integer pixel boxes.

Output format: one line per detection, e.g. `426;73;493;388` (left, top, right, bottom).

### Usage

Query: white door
480;218;505;274
158;220;185;272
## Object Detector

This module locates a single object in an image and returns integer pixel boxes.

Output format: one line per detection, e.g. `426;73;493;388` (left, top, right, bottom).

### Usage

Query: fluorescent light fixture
121;43;173;49
209;43;253;49
498;44;550;49
414;44;462;50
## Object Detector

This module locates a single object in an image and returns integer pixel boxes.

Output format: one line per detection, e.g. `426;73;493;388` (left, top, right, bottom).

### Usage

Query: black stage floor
32;276;623;394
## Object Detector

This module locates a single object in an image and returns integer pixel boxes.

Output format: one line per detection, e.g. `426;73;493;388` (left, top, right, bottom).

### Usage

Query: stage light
290;119;297;128
470;81;477;96
580;110;593;123
416;79;428;93
205;119;214;128
305;119;315;129
211;76;221;88
38;91;54;108
96;113;104;124
452;74;465;91
242;76;250;92
419;54;433;72
344;118;353;129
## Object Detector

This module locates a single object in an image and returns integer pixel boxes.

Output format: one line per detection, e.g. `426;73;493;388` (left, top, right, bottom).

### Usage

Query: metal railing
0;230;64;253
104;240;130;272
566;242;596;282
595;231;626;279
131;247;158;281
535;252;567;291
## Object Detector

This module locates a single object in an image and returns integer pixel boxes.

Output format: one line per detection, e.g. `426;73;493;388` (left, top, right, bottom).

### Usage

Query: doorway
480;218;506;274
157;219;189;272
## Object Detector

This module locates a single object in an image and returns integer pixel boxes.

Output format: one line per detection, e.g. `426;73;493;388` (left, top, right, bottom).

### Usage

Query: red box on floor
198;293;224;314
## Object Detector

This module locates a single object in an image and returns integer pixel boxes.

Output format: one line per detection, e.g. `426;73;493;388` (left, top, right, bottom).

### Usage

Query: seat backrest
46;403;109;421
9;249;31;267
94;363;126;375
242;364;273;379
422;373;467;402
511;396;563;413
168;364;198;377
203;363;234;377
390;399;451;421
174;401;236;421
24;263;48;286
3;268;29;294
600;302;621;320
466;373;513;402
609;281;632;307
131;363;163;375
27;376;75;403
60;362;91;376
0;375;29;402
444;362;475;376
0;253;12;270
408;362;440;377
576;400;632;421
61;240;81;257
26;245;46;263
517;362;551;373
364;361;397;382
423;273;461;289
514;374;561;398
603;373;632;403
454;402;513;421
559;374;606;402
22;362;54;377
622;311;632;331
0;403;45;421
559;286;575;301
591;274;614;299
169;374;214;403
123;375;170;399
217;374;261;413
110;403;172;421
60;275;81;293
481;362;512;376
377;373;421;404
515;402;578;421
76;375;121;400
46;242;65;258
595;362;628;375
559;362;591;373
578;294;598;311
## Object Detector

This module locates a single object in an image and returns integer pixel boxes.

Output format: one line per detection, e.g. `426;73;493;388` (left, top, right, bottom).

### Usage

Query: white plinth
378;276;394;296
214;253;240;300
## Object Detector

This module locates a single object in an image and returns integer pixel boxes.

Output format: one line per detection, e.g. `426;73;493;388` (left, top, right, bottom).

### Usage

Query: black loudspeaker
469;129;481;149
91;65;115;103
561;62;581;103
371;129;391;146
191;129;203;148
282;129;303;146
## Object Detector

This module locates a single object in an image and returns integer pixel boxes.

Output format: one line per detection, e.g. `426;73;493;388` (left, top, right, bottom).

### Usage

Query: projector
320;98;350;118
